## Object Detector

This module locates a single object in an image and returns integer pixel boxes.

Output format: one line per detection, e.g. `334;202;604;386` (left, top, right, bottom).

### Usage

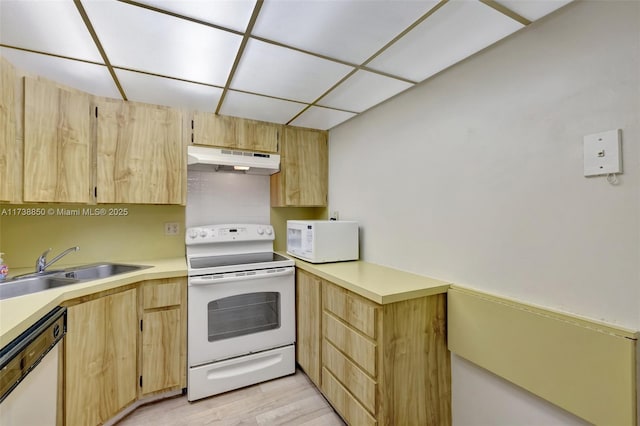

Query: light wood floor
118;370;346;426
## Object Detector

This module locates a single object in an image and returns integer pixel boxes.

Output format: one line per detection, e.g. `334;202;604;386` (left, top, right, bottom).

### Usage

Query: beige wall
0;204;185;270
328;1;639;425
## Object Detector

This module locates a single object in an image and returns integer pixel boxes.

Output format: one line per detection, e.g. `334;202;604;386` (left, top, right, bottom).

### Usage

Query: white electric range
185;224;295;401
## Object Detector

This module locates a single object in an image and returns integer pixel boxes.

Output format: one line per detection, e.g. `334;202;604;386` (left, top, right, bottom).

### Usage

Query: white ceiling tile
495;0;573;21
116;69;222;112
368;0;525;82
0;0;102;62
219;91;306;124
82;0;242;85
317;70;413;113
252;0;439;64
290;106;356;131
231;39;354;103
134;0;257;32
0;48;120;98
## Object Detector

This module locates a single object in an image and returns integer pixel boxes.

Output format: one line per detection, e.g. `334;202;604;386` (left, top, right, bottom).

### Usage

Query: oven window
207;292;280;342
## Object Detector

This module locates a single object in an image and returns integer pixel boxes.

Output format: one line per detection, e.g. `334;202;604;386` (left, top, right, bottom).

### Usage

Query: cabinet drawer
323;282;377;339
322;368;376;426
143;279;183;309
323;339;376;414
323;312;376;377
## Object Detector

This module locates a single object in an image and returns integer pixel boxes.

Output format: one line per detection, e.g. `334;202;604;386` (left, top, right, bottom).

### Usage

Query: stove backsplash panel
186;170;270;228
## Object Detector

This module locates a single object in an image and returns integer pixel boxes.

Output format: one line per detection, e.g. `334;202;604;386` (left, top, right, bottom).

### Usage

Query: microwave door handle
190;267;294;285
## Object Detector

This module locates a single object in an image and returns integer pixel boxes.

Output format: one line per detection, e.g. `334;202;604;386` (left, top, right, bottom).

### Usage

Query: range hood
187;146;280;175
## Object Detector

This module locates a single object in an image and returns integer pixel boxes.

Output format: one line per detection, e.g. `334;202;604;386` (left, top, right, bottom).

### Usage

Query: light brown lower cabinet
295;269;322;386
62;277;186;425
295;269;451;426
64;288;138;426
140;278;186;396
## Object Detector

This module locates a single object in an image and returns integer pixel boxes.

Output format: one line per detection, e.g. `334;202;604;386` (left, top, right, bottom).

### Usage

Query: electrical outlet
164;222;179;236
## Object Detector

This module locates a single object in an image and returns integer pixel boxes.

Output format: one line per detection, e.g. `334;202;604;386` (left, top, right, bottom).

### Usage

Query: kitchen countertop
289;256;450;304
1;255;449;347
0;257;187;348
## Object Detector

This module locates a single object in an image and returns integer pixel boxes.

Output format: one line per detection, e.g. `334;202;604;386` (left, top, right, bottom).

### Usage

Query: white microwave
286;220;359;263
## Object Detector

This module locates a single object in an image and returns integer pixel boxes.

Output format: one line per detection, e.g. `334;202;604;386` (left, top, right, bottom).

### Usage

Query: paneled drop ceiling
0;0;572;130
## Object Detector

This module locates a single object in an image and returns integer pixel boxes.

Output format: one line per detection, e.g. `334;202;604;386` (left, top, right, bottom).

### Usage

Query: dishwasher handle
189;267;294;286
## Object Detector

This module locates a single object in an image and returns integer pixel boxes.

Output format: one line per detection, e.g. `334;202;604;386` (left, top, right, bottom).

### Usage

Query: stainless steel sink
0;263;150;300
0;276;81;300
62;263;148;280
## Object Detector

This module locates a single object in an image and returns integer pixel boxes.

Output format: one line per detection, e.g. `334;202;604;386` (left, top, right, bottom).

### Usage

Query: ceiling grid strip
0;41;358;116
215;0;264;114
119;0;418;86
249;35;416;85
117;0;245;37
360;0;450;68
0;0;543;128
285;69;359;125
286;0;450;125
0;44;105;68
479;0;532;26
74;0;127;101
286;0;532;125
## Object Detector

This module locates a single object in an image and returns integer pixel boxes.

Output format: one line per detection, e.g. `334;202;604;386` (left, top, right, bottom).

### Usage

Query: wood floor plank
117;370;345;426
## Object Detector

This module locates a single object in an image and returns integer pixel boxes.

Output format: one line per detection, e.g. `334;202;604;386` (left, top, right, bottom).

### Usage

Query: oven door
188;267;295;366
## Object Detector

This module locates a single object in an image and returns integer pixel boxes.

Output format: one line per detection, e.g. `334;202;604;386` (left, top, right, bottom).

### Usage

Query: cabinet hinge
191;119;194;130
191;133;193;143
139;376;143;388
140;319;143;332
95;106;98;118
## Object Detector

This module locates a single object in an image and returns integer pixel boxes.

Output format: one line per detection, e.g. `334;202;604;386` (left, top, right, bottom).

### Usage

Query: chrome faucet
35;246;80;273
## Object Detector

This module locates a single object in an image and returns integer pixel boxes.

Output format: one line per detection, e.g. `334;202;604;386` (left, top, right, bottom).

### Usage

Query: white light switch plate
583;129;622;176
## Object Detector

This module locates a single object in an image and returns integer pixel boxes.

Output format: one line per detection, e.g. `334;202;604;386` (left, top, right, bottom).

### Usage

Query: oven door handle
189;267;294;286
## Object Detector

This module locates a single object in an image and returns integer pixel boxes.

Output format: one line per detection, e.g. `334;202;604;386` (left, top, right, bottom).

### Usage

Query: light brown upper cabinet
192;112;280;154
96;99;183;204
271;127;328;207
0;57;17;202
23;77;92;203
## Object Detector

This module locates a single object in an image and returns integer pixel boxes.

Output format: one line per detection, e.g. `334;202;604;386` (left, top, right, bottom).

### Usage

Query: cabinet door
143;278;182;310
140;278;185;395
65;289;137;426
237;119;279;153
296;269;322;386
272;127;327;206
24;77;91;202
192;111;236;148
142;309;182;395
0;57;17;202
192;112;279;153
97;99;183;204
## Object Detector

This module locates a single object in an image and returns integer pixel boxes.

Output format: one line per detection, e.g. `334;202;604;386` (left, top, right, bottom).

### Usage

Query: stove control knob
257;227;264;235
199;229;208;238
265;227;273;236
188;229;198;239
